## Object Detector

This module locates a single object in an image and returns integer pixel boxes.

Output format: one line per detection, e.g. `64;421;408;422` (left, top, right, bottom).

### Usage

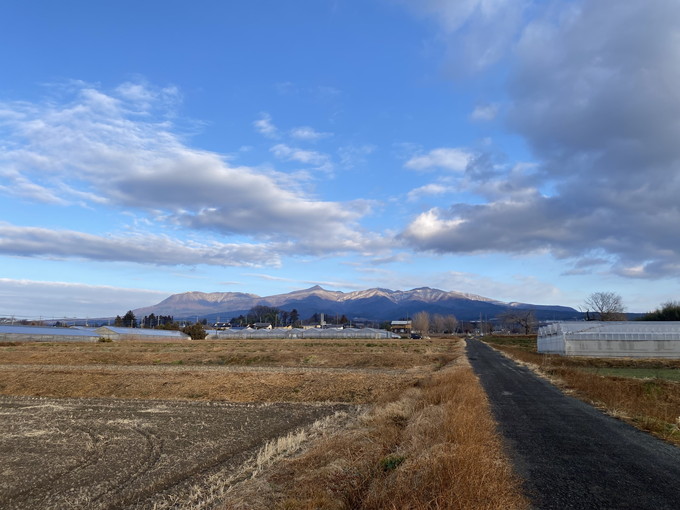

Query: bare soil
0;395;354;510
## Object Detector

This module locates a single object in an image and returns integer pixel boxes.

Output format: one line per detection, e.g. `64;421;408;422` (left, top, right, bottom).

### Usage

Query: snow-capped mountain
133;286;579;322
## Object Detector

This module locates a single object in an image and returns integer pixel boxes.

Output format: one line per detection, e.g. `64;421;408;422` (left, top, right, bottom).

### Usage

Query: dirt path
467;339;680;509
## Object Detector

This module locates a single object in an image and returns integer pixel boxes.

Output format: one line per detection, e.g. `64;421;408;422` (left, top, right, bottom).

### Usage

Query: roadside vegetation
221;350;529;510
485;335;680;445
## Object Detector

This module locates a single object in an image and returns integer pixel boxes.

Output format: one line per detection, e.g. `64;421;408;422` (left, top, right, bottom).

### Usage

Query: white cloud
470;103;498;121
270;143;333;170
405;148;472;172
0;82;386;262
404;0;528;76
290;126;332;141
406;183;451;202
400;0;680;279
338;144;376;168
0;223;280;267
253;112;279;138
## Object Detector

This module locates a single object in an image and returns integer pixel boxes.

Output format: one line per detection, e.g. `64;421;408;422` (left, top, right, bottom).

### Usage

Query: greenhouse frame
0;325;101;343
537;321;680;358
208;327;400;340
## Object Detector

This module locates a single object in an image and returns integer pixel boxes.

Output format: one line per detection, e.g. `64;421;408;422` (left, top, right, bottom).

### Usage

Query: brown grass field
485;335;680;446
0;338;529;509
0;339;454;369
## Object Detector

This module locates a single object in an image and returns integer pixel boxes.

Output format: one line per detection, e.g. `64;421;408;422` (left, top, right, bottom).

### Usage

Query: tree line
112;310;207;339
228;306;350;327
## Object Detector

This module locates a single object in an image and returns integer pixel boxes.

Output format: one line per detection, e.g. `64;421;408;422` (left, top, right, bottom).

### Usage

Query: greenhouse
208;327;400;340
0;325;100;343
94;326;190;341
537;321;680;358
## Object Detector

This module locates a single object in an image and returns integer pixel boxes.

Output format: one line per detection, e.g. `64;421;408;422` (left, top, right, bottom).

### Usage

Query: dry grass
0;367;417;403
489;341;680;445
0;339;456;369
220;350;529;510
0;338;460;403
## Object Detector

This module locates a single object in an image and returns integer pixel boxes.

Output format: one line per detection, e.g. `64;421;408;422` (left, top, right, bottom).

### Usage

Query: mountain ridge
133;286;579;322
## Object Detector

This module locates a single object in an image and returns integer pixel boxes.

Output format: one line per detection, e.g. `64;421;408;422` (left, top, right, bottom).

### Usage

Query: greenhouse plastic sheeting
208;327;398;340
537;321;680;358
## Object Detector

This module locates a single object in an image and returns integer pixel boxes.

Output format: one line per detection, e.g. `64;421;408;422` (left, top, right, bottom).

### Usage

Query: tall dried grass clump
222;358;528;510
361;367;527;510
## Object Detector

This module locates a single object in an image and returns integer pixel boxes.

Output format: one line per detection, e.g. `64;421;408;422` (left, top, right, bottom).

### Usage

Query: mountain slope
133;286;580;322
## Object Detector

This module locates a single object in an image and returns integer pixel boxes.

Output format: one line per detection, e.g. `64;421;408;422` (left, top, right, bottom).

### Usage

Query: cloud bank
0;82;387;266
402;0;680;279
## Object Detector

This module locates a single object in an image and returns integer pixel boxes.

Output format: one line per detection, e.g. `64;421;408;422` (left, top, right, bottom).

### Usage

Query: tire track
1;425;100;508
88;425;164;508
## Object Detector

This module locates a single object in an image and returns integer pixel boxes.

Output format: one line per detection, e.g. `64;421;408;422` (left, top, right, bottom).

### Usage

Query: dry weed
0;367;416;403
220;342;528;510
0;339;460;370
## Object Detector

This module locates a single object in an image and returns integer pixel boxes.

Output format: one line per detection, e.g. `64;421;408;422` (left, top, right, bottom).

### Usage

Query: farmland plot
0;396;354;510
0;338;524;510
0;339;456;509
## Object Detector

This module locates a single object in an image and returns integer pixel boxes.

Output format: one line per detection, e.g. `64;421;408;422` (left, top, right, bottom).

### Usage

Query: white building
537;321;680;358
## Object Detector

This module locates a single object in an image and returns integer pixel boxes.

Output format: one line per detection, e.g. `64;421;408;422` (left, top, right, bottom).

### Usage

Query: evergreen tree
289;309;300;327
122;310;137;328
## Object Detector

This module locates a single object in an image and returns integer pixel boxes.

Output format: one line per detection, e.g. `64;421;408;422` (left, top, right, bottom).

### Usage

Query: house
252;322;272;330
390;320;412;334
538;321;680;358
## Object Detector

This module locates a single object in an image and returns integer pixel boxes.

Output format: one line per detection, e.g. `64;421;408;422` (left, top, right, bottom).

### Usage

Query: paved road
466;339;680;510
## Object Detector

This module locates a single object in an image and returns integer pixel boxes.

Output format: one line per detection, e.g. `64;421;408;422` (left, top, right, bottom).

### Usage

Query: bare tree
432;314;446;334
412;311;430;335
500;310;537;334
442;314;458;334
584;291;626;321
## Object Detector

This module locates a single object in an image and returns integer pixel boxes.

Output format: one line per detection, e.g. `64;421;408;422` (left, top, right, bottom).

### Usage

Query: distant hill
133;286;580;322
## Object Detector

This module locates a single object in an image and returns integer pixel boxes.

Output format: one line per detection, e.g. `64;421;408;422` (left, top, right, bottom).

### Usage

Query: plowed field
0;396;353;510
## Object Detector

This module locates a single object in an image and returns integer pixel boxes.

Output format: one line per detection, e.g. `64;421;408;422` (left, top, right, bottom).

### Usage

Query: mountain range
133;286;580;322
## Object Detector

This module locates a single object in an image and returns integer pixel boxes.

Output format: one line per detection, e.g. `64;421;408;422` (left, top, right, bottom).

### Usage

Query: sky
1;0;679;319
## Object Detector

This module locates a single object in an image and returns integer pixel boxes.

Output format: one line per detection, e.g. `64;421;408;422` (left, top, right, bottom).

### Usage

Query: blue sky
1;0;679;319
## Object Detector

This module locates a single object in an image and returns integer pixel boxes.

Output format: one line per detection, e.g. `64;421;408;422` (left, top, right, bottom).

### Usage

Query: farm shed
0;325;100;343
537;321;680;358
94;326;190;341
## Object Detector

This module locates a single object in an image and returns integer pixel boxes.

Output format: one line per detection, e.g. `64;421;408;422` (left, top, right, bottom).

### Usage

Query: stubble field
0;338;527;509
